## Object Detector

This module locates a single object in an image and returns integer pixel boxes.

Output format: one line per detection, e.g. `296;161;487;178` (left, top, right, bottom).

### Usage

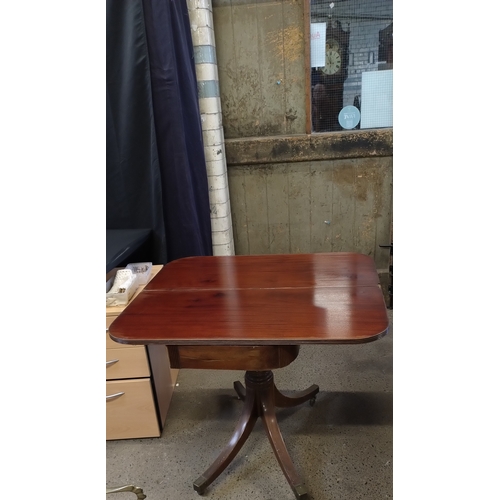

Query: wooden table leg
193;380;259;494
195;371;315;499
256;372;309;500
233;380;246;400
273;384;319;408
234;379;318;408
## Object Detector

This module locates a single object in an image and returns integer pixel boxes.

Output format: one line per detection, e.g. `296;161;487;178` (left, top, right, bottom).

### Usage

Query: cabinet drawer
106;346;150;380
106;379;160;440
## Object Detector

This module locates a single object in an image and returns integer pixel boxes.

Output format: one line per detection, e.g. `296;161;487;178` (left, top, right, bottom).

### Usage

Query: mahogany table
109;253;389;499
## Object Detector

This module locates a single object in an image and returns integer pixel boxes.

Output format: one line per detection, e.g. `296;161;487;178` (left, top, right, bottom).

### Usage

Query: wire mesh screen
310;0;393;132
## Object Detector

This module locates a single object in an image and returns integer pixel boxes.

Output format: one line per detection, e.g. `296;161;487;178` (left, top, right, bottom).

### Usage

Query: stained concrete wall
211;0;393;290
224;130;392;270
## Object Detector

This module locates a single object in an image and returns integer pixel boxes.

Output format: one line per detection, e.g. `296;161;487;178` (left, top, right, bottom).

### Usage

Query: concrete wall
225;130;392;270
211;0;393;292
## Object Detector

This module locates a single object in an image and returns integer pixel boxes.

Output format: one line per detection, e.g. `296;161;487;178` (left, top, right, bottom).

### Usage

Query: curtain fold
106;0;213;264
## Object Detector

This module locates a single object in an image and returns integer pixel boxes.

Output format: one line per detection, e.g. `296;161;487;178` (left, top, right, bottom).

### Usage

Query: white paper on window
360;70;393;129
310;23;326;68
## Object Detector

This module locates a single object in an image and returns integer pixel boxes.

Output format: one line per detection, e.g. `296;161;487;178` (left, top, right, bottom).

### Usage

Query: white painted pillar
186;0;235;256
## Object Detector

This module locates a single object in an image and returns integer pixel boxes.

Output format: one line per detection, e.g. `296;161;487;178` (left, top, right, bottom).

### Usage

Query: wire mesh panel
310;0;393;133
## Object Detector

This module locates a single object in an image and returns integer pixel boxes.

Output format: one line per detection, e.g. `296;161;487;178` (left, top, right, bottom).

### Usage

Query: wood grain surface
109;253;389;346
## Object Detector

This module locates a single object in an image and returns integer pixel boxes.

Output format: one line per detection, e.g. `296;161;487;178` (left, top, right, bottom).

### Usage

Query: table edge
109;326;389;347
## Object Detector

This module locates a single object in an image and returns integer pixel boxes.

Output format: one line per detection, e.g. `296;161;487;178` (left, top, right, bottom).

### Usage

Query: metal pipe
187;0;235;256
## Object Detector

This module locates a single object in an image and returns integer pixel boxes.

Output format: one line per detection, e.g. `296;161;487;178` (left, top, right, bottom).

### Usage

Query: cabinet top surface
109;253;389;345
106;265;163;317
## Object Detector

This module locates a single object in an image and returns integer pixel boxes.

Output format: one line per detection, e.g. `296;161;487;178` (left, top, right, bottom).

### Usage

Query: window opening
310;0;393;133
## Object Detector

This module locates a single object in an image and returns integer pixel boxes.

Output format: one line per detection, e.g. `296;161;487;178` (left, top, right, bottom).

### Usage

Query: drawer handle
106;359;119;367
106;392;125;402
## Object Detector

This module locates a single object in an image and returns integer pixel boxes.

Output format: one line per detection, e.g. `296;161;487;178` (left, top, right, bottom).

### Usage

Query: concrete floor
106;310;392;500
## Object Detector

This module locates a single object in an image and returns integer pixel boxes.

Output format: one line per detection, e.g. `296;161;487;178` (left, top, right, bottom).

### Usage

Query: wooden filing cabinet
106;265;178;440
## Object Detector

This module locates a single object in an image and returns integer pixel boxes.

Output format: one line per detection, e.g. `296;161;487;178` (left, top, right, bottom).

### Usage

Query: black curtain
106;0;213;264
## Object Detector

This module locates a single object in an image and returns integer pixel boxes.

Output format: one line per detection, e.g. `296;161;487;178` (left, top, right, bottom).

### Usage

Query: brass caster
193;475;207;495
293;483;309;499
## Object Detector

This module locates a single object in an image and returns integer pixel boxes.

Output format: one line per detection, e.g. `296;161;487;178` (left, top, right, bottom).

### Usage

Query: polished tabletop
109;252;389;346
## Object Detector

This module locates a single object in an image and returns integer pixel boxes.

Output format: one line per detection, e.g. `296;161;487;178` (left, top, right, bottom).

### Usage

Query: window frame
304;0;393;135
